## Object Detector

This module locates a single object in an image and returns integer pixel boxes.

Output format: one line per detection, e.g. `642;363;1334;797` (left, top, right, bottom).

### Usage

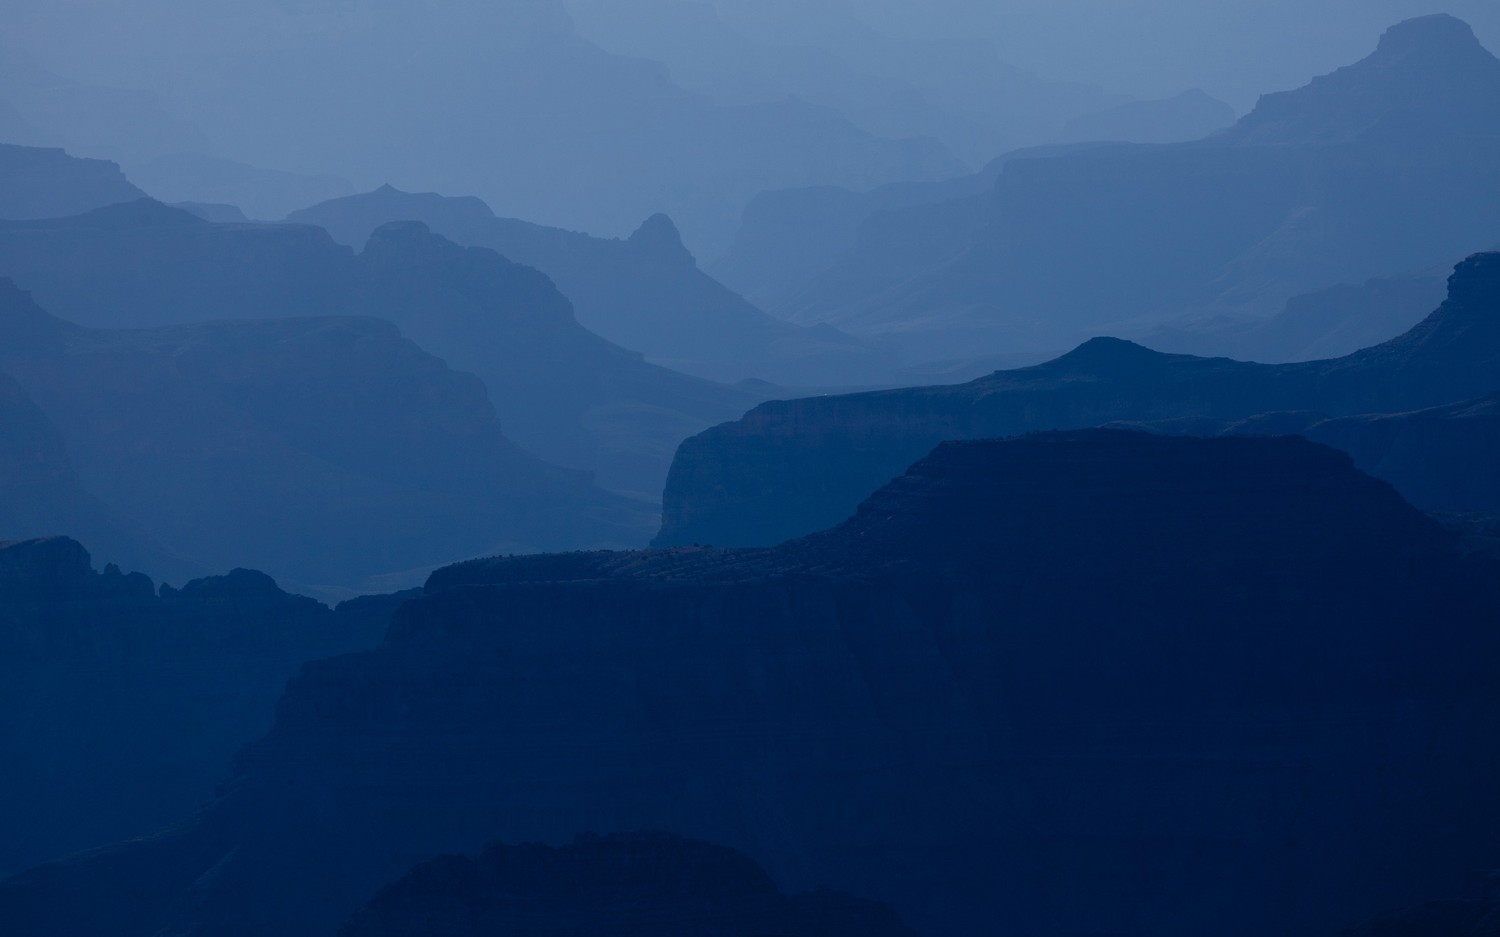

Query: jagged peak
1215;14;1500;146
627;212;694;264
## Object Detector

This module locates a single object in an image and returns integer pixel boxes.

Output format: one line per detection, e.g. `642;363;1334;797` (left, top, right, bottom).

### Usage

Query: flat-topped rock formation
0;144;146;221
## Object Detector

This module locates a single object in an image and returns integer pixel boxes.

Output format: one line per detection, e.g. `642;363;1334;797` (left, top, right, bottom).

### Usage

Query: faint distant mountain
341;833;918;937
125;152;353;221
1056;88;1235;143
565;0;1118;165
0;199;765;497
0;52;205;163
288;185;896;385
12;0;963;256
0;536;400;877
9;430;1500;937
0;278;653;593
1145;263;1451;362
707;148;1031;313
715;15;1500;363
656;251;1500;547
0;144;145;219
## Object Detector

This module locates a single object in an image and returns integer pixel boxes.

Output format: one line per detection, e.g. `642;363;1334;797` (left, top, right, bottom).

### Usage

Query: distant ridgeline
0;195;764;502
712;14;1500;364
2;430;1499;937
657;252;1500;548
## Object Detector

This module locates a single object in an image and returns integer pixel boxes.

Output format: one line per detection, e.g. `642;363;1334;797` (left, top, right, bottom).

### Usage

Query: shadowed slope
3;431;1497;937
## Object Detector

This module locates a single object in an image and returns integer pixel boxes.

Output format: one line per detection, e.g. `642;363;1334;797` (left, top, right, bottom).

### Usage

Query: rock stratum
4;430;1499;937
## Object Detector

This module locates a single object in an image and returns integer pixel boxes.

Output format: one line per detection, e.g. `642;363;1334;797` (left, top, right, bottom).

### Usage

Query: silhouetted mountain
565;0;1119;166
340;832;918;937
0;536;403;876
14;0;962;256
1217;14;1500;146
0;279;652;593
716;15;1500;362
287;186;894;385
656;252;1500;547
1056;88;1236;143
0;143;146;220
0;53;205;164
0;200;765;496
5;430;1498;937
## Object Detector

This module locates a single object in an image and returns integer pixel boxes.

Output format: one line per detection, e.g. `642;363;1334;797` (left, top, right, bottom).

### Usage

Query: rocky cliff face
0;537;401;876
0;278;651;594
657;252;1500;547
6;431;1498;937
339;832;918;937
0;144;146;221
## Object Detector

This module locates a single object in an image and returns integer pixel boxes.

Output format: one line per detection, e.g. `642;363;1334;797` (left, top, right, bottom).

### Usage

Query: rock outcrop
0;144;146;221
0;537;402;876
5;431;1498;937
656;252;1500;547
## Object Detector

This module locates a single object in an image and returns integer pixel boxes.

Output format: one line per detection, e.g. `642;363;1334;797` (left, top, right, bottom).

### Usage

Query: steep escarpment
7;431;1498;937
657;252;1500;547
0;537;402;876
0;144;147;220
339;833;918;937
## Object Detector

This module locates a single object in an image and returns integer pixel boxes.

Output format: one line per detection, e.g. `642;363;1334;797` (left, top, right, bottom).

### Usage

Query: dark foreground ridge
0;537;401;876
656;251;1500;547
340;832;917;937
5;430;1498;937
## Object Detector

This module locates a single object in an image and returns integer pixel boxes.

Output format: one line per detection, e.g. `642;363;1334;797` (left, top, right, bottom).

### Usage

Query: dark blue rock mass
5;8;1500;937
